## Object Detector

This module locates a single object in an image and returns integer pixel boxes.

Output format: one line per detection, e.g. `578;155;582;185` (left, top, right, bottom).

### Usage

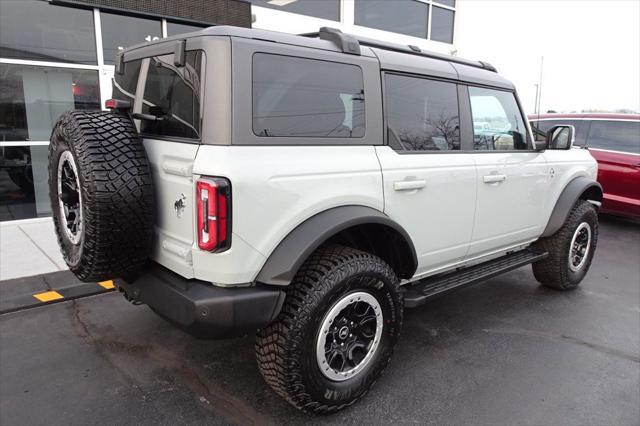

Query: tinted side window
587;121;640;154
111;59;142;104
385;74;459;151
141;51;203;139
469;87;528;150
530;119;588;146
252;54;365;138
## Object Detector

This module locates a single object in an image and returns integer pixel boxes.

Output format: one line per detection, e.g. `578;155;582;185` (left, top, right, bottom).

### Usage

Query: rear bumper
116;263;285;339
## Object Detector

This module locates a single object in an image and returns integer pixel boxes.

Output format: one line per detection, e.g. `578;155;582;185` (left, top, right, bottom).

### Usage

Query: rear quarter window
587;120;640;154
141;50;204;140
112;59;142;103
252;53;365;138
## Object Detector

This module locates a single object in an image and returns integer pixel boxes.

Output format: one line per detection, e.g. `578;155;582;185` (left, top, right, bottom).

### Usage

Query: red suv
530;113;640;219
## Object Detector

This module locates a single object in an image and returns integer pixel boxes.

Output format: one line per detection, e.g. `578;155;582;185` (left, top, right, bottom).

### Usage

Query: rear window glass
252;53;365;138
111;59;141;103
587;120;640;154
385;74;460;151
141;50;203;140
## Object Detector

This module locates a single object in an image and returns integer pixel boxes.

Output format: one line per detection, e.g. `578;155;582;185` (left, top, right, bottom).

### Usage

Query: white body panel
467;152;549;257
191;145;384;286
143;138;198;278
146;140;597;287
374;146;477;276
541;147;599;216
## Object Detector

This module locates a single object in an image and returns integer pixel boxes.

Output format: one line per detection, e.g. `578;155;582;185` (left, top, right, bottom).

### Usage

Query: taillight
104;98;131;110
196;177;231;252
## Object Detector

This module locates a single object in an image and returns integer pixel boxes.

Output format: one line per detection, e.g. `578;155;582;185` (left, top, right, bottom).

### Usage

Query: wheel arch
541;176;603;237
255;205;418;286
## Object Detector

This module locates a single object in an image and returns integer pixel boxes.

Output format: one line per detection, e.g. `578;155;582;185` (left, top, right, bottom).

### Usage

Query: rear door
466;86;548;258
131;49;206;277
376;73;477;277
586;120;640;216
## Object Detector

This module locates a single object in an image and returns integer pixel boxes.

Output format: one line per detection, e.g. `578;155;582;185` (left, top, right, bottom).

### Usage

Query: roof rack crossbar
301;27;497;73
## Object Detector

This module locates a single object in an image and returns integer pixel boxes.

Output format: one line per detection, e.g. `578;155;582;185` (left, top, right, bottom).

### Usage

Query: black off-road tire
255;245;403;414
532;200;599;290
48;110;154;282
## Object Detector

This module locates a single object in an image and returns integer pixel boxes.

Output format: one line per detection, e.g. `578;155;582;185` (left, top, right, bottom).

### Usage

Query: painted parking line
98;280;115;289
1;278;116;315
33;291;64;302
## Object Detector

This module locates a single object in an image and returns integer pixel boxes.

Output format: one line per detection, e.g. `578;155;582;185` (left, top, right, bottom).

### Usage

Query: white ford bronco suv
48;26;602;413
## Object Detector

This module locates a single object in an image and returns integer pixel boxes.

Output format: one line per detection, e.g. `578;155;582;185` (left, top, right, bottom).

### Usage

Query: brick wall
72;0;251;27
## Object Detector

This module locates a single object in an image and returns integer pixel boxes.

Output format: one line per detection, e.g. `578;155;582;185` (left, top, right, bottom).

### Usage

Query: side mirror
546;125;575;150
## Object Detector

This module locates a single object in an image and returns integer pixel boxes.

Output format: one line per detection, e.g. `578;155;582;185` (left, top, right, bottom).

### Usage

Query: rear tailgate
143;138;198;278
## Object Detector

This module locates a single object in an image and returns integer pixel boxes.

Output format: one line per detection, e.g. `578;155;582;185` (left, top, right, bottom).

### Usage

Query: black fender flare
541;176;603;237
255;205;418;286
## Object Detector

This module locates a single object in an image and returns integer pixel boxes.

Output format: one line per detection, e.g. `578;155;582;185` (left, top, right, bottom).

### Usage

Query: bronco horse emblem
174;193;187;218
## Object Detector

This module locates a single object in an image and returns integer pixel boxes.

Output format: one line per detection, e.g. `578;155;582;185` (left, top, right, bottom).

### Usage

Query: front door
377;73;477;278
466;86;549;258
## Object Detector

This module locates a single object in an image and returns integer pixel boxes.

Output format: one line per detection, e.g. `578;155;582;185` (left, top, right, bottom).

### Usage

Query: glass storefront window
0;0;97;65
0;145;49;221
434;0;455;7
431;6;455;43
100;12;162;65
0;64;101;142
0;64;100;221
355;0;428;39
167;22;208;36
249;0;340;21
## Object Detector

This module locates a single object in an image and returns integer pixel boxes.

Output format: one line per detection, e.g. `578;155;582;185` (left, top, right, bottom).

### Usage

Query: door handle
394;179;426;191
483;174;507;184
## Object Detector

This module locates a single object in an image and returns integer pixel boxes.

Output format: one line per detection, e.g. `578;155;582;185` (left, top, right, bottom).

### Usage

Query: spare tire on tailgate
48;110;154;282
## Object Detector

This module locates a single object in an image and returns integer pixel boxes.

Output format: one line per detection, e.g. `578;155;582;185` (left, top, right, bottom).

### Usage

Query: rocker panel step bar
403;249;548;308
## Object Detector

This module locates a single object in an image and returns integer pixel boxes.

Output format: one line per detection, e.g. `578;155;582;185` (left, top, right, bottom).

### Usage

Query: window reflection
469;87;528;150
588;121;640;154
252;54;365;138
0;0;97;64
112;59;142;104
0;145;49;221
0;64;100;142
355;0;428;39
141;51;203;139
249;0;340;21
431;7;455;44
434;0;455;8
386;74;460;151
100;12;162;65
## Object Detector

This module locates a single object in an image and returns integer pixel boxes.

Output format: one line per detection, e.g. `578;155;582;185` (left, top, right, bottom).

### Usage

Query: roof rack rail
301;27;497;73
300;27;361;55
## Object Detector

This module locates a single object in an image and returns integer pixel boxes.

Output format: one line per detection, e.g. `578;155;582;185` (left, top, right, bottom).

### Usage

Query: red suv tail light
196;177;231;252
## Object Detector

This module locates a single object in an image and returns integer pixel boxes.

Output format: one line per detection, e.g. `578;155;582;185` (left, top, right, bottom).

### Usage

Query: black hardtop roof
122;25;514;90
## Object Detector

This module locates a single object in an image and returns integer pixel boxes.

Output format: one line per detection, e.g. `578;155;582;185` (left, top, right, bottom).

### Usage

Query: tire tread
255;245;402;414
49;111;154;281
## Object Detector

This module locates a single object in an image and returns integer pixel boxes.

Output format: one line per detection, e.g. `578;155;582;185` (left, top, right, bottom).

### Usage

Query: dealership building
0;0;457;222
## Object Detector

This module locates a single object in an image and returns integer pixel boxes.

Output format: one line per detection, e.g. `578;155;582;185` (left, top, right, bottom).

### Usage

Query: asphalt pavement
1;216;638;426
